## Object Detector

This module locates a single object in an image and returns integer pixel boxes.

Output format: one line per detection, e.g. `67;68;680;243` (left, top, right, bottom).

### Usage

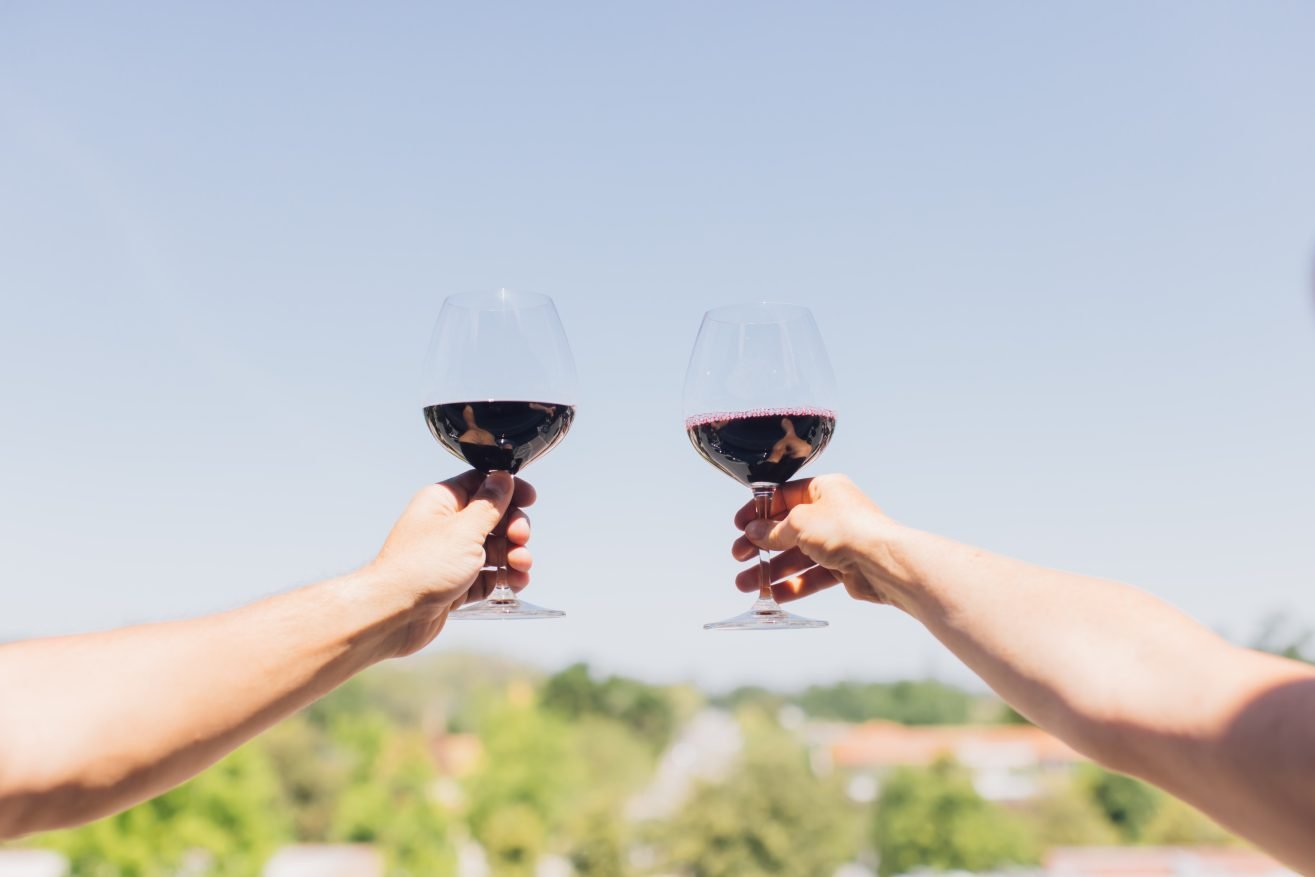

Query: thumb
459;472;514;536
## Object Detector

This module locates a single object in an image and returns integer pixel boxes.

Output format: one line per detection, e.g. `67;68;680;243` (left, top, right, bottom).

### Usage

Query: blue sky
2;3;1313;689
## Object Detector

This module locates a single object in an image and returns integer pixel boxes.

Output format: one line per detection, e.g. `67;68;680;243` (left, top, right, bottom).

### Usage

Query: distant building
456;839;490;877
535;855;572;877
891;869;1040;877
262;844;383;877
1045;846;1295;877
427;732;485;809
429;732;484;778
627;708;743;821
833;863;878;877
825;720;1085;801
0;851;68;877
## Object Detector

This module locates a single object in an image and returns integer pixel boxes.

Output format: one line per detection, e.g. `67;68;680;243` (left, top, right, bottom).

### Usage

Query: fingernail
485;472;511;494
745;521;768;540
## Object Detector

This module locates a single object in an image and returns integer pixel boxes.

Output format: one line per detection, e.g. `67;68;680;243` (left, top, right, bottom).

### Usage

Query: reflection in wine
686;407;836;487
424;400;575;475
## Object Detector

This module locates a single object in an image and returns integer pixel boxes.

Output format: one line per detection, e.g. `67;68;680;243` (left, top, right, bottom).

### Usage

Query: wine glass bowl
683;302;837;631
420;288;577;620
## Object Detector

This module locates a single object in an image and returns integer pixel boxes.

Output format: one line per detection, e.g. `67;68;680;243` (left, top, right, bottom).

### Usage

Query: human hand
731;474;907;608
367;471;535;656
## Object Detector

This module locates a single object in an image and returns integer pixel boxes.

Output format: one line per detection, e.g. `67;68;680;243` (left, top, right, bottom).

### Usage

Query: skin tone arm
732;475;1315;875
0;470;534;840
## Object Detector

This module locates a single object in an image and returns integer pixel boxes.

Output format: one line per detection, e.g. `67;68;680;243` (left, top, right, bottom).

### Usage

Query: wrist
851;519;940;617
327;566;427;664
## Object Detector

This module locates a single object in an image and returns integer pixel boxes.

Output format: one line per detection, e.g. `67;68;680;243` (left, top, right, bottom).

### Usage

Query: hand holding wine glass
367;470;538;656
420;288;578;620
683;302;839;630
729;474;902;609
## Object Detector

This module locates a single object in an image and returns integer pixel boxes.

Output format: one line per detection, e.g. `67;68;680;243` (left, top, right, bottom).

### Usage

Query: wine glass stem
488;524;516;605
752;486;777;604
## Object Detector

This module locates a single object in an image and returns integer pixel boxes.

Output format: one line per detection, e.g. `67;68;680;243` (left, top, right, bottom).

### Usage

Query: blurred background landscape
3;622;1309;876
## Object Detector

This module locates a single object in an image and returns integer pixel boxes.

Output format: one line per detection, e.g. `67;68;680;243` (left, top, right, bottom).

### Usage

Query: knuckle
810;474;836;494
816;473;853;496
417;484;446;505
787;506;812;529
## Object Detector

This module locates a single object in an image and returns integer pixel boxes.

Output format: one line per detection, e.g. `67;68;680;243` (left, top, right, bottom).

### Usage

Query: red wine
686;407;835;487
424;400;575;473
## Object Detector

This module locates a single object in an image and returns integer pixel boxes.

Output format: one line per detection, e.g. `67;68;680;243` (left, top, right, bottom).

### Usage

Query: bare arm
0;471;534;839
733;475;1315;874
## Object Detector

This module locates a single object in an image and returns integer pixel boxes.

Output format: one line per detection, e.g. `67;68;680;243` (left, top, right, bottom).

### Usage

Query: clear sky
2;3;1313;690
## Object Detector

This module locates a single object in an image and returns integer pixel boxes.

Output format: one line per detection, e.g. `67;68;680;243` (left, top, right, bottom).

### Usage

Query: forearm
866;525;1315;869
873;527;1237;765
0;569;409;837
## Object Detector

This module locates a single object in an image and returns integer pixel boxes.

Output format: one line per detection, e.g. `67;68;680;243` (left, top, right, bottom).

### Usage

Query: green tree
306;652;544;732
797;680;977;725
541;663;677;752
38;743;289;877
656;716;858;877
873;758;1036;877
712;685;788;714
1141;797;1235;845
561;716;654;877
1251;614;1313;664
1020;781;1120;847
466;698;583;877
261;713;349;841
996;704;1034;725
1077;765;1161;842
327;711;456;877
567;805;630;877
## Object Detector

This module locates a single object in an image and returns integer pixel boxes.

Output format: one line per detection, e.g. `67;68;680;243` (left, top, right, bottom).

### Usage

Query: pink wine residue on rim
684;407;837;429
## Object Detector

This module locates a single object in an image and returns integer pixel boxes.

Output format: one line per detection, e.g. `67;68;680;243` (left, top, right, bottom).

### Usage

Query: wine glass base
450;597;566;620
703;604;828;631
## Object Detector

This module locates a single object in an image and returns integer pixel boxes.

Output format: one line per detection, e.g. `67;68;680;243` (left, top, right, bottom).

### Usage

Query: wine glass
420;288;578;619
683;302;837;630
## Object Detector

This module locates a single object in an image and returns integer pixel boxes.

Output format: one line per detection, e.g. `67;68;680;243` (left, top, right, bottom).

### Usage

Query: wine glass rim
703;301;815;325
443;288;556;311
